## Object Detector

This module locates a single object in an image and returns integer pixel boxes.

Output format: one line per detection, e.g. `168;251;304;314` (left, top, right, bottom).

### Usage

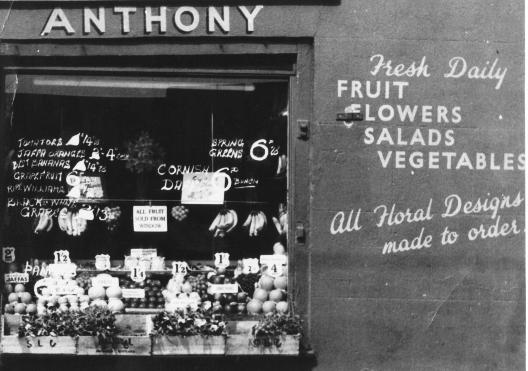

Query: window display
1;72;298;355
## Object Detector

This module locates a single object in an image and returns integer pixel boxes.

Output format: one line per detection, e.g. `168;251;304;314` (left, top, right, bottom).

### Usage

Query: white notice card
133;206;167;232
181;172;225;205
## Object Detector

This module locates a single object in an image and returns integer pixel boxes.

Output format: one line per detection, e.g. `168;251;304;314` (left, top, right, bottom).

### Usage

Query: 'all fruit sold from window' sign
40;6;264;36
133;206;167;232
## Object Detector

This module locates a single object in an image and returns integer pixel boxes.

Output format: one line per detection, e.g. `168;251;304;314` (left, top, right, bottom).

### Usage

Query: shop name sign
41;6;264;36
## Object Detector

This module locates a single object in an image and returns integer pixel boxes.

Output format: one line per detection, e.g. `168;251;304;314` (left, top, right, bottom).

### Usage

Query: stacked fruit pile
121;277;165;310
4;284;37;315
187;273;208;300
246;275;289;315
87;285;125;312
171;205;189;221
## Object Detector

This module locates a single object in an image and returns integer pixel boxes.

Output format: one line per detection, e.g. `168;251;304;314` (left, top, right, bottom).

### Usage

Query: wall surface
309;1;524;370
0;1;525;371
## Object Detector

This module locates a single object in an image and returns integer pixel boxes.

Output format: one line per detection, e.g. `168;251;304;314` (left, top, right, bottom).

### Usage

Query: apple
237;292;248;302
5;283;13;294
237;303;246;314
4;303;15;314
213;276;223;284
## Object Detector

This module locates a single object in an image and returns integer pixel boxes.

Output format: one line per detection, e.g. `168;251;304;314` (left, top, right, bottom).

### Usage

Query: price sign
95;254;111;270
91;274;119;288
5;273;29;284
130;266;146;283
242;258;259;274
122;289;145;299
2;247;15;263
53;250;71;264
214;252;230;269
209;283;239;294
266;262;284;278
172;261;188;276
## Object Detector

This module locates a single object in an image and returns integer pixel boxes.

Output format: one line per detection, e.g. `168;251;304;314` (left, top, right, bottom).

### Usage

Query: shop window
1;72;291;318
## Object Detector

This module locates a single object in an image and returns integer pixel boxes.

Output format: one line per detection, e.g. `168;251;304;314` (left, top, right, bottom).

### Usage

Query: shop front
0;1;524;371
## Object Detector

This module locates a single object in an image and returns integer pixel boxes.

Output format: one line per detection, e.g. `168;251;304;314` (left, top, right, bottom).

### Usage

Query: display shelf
1;315;300;356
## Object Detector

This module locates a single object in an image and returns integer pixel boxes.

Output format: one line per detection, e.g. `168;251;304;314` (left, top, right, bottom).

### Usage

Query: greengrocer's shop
0;2;524;371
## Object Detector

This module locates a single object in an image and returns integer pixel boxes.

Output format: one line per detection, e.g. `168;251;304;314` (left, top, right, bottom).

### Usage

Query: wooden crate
225;334;300;355
115;314;152;335
1;335;77;354
77;336;151;355
151;335;225;355
3;314;21;335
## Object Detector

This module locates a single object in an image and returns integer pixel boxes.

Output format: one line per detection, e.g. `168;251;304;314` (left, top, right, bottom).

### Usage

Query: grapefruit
19;292;32;304
5;283;13;293
108;299;125;313
262;301;276;313
88;286;106;300
247;299;263;314
106;286;123;299
26;304;37;314
273;276;287;290
4;303;14;314
14;303;26;314
253;288;268;302
276;301;289;313
259;276;274;291
269;289;283;302
8;293;19;303
14;284;25;293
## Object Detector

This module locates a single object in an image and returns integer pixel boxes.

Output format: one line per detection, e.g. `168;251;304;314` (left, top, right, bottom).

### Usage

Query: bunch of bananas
209;209;238;238
33;213;54;234
58;208;87;236
272;203;288;236
243;211;267;237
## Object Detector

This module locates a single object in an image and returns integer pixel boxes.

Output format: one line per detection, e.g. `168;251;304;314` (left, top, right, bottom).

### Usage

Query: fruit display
243;210;267;237
171;205;189;221
272;203;288;236
4;284;37;315
103;206;122;231
33;213;54;234
246;274;288;315
58;207;88;236
236;273;260;297
120;276;165;310
209;209;238;237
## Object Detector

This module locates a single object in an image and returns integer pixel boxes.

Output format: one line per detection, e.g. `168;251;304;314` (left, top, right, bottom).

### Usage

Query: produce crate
1;335;77;354
151;335;226;355
225;334;300;355
225;321;300;355
115;314;152;335
3;314;21;335
77;335;151;355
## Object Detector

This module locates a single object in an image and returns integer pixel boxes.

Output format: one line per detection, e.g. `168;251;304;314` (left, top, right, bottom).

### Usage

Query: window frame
0;41;313;346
